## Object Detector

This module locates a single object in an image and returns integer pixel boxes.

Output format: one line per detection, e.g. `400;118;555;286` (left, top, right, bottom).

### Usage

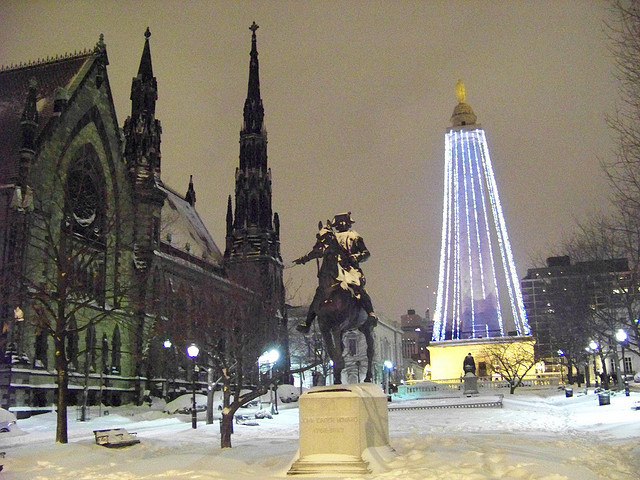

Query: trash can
598;392;610;406
565;388;573;398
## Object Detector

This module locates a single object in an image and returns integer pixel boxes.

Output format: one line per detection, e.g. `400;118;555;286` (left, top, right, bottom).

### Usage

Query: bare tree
159;276;318;449
604;1;640;218
483;341;537;394
16;165;134;444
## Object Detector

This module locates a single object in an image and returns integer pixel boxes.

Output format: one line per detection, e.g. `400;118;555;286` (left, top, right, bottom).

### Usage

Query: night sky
1;1;618;322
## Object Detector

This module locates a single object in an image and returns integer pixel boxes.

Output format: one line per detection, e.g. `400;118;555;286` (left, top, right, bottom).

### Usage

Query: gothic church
0;26;287;409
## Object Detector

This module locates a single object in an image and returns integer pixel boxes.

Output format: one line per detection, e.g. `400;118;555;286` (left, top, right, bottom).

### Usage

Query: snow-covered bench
93;428;140;448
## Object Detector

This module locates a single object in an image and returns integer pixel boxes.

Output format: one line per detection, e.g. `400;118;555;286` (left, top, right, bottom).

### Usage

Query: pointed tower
224;23;287;368
122;29;167;386
123;28;166;271
225;22;279;260
431;81;530;341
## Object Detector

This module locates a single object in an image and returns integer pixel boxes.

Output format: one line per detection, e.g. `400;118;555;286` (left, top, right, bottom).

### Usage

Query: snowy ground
1;386;639;479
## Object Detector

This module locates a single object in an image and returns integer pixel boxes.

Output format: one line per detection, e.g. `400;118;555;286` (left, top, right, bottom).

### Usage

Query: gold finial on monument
455;79;466;104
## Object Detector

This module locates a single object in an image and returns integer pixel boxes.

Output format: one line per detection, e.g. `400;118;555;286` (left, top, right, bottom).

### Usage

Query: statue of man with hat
294;212;377;333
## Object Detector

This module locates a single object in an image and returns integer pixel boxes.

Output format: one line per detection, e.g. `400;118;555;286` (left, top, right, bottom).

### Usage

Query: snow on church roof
159;183;223;267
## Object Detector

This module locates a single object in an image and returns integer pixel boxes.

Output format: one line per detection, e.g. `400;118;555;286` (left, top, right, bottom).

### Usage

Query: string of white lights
433;132;454;341
460;130;479;337
472;130;505;336
451;131;462;338
433;124;530;340
478;131;530;335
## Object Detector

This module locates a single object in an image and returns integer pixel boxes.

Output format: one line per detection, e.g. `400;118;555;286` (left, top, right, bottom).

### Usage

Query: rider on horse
294;212;377;334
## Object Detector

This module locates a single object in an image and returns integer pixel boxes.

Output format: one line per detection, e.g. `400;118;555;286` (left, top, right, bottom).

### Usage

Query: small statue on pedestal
463;352;476;375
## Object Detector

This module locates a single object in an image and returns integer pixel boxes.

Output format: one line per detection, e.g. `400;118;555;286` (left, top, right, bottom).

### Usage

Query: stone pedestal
287;383;395;476
463;372;479;396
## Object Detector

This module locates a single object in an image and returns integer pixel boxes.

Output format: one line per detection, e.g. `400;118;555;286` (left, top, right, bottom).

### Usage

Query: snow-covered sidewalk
1;388;639;479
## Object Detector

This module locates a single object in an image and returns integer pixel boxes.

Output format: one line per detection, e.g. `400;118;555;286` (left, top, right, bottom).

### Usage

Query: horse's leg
361;324;374;383
332;327;345;385
320;322;339;385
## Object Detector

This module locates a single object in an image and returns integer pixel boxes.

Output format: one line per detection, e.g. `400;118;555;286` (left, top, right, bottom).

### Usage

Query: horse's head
313;220;336;252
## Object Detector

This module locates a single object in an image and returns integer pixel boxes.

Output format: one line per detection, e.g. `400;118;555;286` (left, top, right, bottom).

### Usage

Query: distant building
288;305;403;388
400;309;431;379
521;256;630;360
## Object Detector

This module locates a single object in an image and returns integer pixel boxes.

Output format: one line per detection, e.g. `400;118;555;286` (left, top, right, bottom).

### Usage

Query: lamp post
163;340;172;398
259;349;279;414
587;340;599;388
557;350;565;384
616;328;628;391
187;343;199;429
383;360;393;394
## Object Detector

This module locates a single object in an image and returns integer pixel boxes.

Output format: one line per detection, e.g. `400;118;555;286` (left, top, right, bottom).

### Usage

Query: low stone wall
397;376;559;398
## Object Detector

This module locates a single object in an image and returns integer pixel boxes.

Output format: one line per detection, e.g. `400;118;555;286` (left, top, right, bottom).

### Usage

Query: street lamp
258;349;280;414
557;350;565;384
586;341;599;388
187;343;199;429
163;339;172;398
616;328;628;391
383;360;393;394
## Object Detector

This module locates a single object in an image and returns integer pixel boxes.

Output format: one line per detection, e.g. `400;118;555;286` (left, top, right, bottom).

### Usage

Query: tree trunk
220;410;234;448
219;369;234;448
55;336;68;443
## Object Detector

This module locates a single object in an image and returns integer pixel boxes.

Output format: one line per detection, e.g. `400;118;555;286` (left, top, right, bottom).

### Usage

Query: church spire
225;23;280;262
124;28;162;186
242;21;264;135
137;27;153;80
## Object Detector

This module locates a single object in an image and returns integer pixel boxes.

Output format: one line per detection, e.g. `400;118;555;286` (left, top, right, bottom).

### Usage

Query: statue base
287;383;395;476
463;372;479;396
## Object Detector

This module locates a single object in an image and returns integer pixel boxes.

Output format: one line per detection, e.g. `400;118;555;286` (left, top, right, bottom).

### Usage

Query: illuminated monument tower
431;81;530;341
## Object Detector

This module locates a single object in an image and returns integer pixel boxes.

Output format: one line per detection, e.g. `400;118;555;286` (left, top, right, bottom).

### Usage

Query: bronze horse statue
298;221;375;385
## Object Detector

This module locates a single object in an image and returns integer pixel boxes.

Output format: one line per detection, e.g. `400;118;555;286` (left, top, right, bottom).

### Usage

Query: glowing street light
557;350;565;384
616;329;629;393
187;343;199;429
383;360;393;394
259;349;280;414
162;339;173;397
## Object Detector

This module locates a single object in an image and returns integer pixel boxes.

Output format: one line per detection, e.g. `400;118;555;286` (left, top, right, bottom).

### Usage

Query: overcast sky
1;1;619;322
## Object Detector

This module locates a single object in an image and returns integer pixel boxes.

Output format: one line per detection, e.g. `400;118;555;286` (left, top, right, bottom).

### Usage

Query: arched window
63;144;107;302
65;144;106;243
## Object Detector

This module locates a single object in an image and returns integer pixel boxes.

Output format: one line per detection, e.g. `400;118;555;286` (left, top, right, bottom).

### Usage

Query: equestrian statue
293;212;377;384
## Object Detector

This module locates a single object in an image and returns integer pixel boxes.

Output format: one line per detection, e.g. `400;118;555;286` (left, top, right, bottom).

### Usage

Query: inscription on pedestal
288;383;394;476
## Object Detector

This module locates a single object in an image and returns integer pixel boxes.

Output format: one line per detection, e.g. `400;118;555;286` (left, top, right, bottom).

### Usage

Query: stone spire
185;174;196;206
124;27;162;187
242;21;265;136
225;22;280;259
